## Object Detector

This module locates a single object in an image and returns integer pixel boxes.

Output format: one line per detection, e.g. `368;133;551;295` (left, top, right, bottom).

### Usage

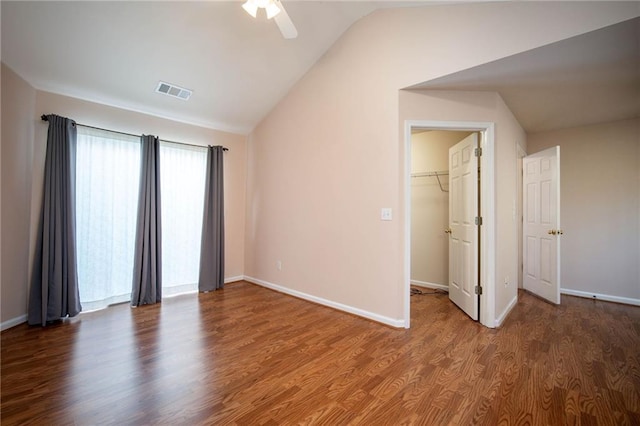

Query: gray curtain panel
28;114;82;326
131;135;162;306
198;145;225;292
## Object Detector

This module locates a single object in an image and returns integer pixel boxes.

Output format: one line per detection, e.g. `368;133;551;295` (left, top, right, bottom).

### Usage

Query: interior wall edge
495;294;518;328
561;288;640;307
243;275;406;328
0;315;28;332
410;280;448;291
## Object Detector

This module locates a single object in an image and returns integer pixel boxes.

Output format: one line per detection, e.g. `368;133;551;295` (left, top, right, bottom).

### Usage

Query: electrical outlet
381;208;392;221
276;261;282;271
504;276;509;287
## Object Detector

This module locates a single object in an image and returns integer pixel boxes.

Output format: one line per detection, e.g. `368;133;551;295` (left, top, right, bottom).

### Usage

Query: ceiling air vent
155;81;192;101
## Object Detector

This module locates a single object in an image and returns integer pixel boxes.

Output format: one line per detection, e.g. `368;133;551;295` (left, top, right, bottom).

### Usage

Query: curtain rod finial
41;114;48;122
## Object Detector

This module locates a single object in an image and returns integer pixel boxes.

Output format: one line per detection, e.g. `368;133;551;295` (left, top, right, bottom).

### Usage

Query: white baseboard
411;280;449;292
244;276;405;328
561;288;640;307
495;294;518;328
224;276;244;284
1;314;27;331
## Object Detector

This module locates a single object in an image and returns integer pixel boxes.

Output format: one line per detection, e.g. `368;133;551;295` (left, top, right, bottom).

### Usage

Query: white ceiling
1;1;422;134
410;17;640;133
2;2;638;135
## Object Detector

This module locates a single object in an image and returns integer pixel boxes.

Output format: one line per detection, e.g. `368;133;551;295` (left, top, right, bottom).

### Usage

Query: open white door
448;133;479;320
523;146;561;304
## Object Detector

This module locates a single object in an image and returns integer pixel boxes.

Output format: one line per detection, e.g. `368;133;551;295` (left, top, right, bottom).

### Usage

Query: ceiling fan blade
273;0;298;39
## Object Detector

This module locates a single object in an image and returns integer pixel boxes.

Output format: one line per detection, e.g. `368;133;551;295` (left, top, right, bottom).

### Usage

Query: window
75;128;208;310
76;127;140;311
160;142;207;296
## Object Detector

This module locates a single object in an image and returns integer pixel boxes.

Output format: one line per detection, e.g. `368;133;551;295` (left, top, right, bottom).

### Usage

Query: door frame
404;120;496;328
516;144;527;289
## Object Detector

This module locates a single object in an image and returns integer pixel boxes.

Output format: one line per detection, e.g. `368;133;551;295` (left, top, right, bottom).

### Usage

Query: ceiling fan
242;0;298;39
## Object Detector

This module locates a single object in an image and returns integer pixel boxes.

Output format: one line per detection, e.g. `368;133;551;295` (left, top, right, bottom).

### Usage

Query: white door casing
523;146;561;304
404;120;495;329
448;133;479;320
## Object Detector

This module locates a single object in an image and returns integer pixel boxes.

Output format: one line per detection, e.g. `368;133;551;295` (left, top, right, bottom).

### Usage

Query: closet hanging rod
411;170;449;193
411;170;448;178
41;115;228;151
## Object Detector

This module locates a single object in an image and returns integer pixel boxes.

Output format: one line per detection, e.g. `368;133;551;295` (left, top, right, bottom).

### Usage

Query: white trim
1;314;27;331
404;120;496;329
495;294;518;327
516;144;526;290
556;147;562;304
561;288;640;307
244;276;405;328
225;276;244;284
403;120;413;328
411;280;449;292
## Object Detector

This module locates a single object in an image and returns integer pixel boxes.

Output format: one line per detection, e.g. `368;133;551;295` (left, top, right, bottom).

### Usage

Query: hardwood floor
2;281;639;425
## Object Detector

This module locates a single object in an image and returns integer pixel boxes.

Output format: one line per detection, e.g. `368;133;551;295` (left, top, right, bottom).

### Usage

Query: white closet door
523;146;561;304
448;133;479;320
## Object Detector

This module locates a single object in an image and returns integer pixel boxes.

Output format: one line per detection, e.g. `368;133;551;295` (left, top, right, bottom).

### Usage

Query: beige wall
528;118;640;301
245;2;633;325
411;131;471;287
1;83;247;326
1;63;37;325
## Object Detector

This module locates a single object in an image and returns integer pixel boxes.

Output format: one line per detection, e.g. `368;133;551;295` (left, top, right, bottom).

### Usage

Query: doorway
404;121;496;328
409;130;475;310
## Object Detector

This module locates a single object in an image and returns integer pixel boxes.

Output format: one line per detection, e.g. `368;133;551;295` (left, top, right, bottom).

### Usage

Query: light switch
381;208;392;221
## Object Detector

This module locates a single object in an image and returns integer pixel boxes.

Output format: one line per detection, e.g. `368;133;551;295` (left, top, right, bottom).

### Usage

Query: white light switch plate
381;208;392;221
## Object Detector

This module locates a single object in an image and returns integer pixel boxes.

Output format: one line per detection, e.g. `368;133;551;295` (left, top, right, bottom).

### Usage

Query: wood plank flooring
2;281;639;425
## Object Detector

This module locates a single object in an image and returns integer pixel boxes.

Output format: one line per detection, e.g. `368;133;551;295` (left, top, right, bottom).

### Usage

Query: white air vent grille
156;81;192;101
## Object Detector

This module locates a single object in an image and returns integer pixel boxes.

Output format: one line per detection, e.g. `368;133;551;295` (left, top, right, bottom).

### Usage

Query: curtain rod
41;115;228;151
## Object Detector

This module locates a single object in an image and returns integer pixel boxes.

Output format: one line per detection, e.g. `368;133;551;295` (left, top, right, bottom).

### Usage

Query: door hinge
475;216;483;226
475;147;482;157
475;286;483;295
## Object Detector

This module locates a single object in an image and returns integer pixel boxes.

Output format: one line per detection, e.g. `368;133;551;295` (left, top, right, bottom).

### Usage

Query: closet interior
410;130;474;293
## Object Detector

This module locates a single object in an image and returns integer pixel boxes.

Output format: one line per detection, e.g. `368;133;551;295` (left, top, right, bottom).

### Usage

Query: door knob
444;228;452;234
548;230;557;235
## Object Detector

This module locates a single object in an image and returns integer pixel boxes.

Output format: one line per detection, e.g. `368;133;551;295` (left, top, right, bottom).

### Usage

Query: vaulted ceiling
2;2;638;135
1;1;420;134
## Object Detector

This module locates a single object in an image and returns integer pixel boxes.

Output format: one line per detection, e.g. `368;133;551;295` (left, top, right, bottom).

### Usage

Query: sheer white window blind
76;127;141;311
75;127;208;311
160;141;207;296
